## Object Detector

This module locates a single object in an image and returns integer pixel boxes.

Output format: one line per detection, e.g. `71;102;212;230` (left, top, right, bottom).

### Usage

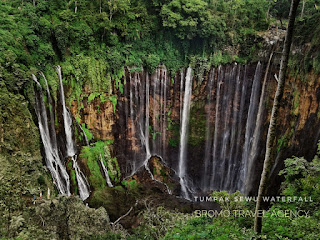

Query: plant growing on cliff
149;125;161;140
80;141;120;190
82;123;94;142
109;95;117;113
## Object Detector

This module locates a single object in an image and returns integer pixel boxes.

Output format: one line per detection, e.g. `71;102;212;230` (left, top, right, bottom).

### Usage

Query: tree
160;0;209;39
270;0;291;27
301;0;306;17
254;0;300;234
107;0;130;21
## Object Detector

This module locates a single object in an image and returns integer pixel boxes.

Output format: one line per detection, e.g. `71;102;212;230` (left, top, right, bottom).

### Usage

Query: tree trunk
75;1;78;13
301;0;306;18
254;0;300;234
266;0;272;19
109;9;113;21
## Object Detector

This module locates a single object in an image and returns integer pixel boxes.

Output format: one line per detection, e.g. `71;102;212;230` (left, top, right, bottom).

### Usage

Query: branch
112;200;138;226
38;214;45;226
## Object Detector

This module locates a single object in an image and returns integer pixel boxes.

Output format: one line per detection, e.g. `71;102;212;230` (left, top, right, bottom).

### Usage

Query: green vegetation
260;152;320;239
1;0;320;239
80;140;121;190
292;88;300;115
168;123;180;148
149;125;161;140
0;0;273;100
67;160;79;194
121;179;139;191
89;185;134;222
292;11;320;75
188;102;206;146
161;143;320;239
71;169;78;195
82;123;94;142
109;95;118;113
164;217;257;239
129;206;193;240
112;141;319;239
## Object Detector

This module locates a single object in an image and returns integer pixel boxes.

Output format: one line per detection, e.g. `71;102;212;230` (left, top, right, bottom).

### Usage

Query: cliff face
1;59;319;210
70;86;115;142
0;83;55;211
66;63;320;196
267;70;320;194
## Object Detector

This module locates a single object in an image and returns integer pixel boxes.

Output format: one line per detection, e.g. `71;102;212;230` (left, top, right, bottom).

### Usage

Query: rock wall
64;63;320;197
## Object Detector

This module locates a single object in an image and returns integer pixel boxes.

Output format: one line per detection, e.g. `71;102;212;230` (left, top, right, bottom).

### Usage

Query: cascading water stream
202;69;215;190
224;65;241;190
71;155;91;200
78;123;89;146
239;62;262;193
210;66;223;189
232;66;249;191
129;72;136;150
144;74;151;165
245;57;271;193
56;65;90;200
57;66;76;156
33;74;71;196
161;68;167;157
100;154;114;187
40;72;58;150
178;67;193;199
207;62;264;193
180;70;184;130
136;73;172;194
217;65;237;190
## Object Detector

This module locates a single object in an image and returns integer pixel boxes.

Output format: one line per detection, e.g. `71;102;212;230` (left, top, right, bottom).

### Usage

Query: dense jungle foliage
0;0;319;94
1;0;320;239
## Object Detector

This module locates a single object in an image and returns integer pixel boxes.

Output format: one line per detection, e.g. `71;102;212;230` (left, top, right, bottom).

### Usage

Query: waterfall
35;62;272;201
56;66;90;200
71;155;91;200
78;123;89;146
129;72;135;150
124;68;129;128
239;62;262;193
121;69;172;194
231;66;249;191
217;65;237;190
245;59;270;193
57;66;76;156
33;74;71;196
224;65;241;190
120;63;267;198
206;62;264;193
180;70;184;124
178;67;193;199
144;73;151;163
40;72;58;150
100;154;113;187
137;70;146;172
202;69;215;190
210;66;223;189
161;67;167;157
152;69;160;154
